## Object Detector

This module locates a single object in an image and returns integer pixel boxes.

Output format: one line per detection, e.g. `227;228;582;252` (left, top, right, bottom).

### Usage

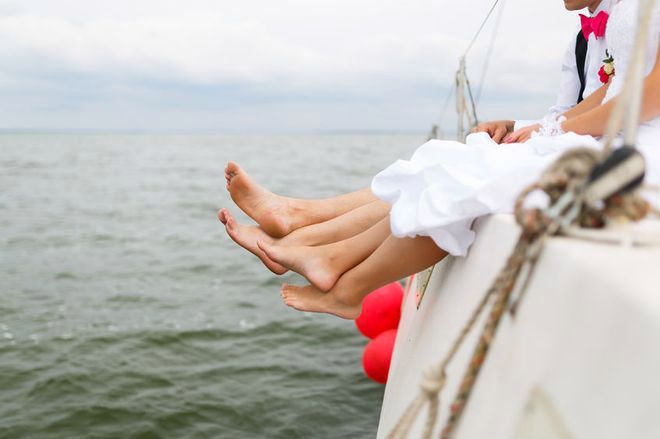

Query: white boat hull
378;214;660;438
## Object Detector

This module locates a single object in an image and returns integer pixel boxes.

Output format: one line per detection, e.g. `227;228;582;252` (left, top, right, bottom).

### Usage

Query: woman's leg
280;235;448;319
218;200;390;276
218;209;288;275
225;161;377;237
277;200;390;247
259;217;393;292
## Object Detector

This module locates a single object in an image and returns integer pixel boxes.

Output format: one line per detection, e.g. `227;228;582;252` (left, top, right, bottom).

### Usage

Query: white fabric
372;0;660;257
371;132;601;256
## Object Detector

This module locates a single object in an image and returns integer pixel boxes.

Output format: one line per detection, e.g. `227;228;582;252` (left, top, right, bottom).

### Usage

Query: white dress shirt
549;0;615;114
515;0;615;130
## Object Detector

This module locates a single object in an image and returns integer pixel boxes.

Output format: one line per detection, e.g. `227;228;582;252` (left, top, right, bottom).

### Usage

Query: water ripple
0;133;412;438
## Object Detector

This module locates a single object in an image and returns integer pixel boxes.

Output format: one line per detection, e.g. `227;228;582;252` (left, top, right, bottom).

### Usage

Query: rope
463;0;501;57
455;0;506;137
441;239;530;439
386;262;499;439
385;147;650;439
434;0;503;138
561;224;660;246
476;0;507;103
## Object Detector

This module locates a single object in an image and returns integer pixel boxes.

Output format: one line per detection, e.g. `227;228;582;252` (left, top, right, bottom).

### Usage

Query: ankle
326;241;350;264
330;282;365;307
287;199;315;229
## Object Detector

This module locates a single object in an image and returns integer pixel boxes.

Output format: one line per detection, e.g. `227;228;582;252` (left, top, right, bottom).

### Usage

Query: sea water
0;133;420;438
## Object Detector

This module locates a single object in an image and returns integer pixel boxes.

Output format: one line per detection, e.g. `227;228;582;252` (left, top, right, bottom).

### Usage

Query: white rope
562;222;660;246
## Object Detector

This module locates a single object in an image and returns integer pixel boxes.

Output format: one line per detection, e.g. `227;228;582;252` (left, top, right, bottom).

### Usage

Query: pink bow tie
580;10;609;40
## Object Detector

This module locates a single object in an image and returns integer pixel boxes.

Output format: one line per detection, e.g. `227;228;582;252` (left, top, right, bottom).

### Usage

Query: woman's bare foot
225;162;293;238
280;283;361;320
218;209;288;275
257;241;344;292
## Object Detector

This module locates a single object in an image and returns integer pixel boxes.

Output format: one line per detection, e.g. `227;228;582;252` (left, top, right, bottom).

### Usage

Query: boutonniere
598;49;615;84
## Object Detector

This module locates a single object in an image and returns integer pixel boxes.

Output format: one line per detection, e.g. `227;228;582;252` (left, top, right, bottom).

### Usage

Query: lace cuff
534;114;566;137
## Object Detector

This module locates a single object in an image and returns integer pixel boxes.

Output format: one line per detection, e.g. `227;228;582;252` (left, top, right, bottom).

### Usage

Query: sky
0;0;580;132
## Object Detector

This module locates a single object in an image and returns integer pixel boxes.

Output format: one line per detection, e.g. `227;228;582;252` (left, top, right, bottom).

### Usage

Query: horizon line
0;128;447;136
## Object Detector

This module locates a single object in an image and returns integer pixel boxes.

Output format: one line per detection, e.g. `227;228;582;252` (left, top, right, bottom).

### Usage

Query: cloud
0;0;579;131
0;14;463;88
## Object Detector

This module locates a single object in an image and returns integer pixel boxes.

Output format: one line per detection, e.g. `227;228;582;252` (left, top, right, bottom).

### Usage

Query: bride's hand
504;124;540;144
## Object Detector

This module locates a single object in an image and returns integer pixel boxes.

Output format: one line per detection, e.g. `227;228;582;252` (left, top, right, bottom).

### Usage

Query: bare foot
218;208;228;225
257;241;342;292
218;208;288;275
280;283;361;320
225;161;293;238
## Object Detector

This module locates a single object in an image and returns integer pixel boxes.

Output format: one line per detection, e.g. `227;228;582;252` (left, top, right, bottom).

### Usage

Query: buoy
355;282;404;339
362;329;397;384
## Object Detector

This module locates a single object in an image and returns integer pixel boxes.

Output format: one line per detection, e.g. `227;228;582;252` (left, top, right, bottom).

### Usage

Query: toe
260;241;281;264
283;294;295;307
257;240;272;257
226;161;240;176
225;215;237;232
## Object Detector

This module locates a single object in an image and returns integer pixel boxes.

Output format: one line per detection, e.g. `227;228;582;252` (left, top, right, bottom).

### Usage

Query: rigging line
438;0;500;130
463;0;501;57
476;0;507;103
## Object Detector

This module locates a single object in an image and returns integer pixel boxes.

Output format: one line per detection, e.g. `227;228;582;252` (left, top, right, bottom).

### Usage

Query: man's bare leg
225;161;376;237
280;235;448;319
259;217;392;292
218;200;389;276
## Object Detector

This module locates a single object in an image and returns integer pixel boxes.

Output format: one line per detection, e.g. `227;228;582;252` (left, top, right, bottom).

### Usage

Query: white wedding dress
371;0;660;257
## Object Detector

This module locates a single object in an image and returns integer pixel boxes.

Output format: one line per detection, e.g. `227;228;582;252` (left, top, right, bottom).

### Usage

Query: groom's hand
472;120;514;144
